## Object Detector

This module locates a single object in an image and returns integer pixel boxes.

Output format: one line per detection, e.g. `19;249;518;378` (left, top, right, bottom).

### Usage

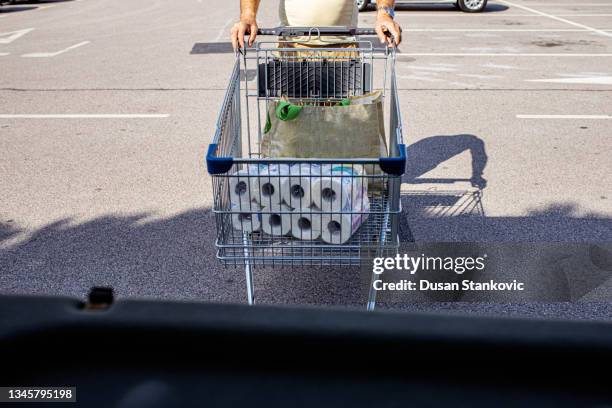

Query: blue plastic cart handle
206;144;234;175
379;144;406;176
206;143;406;176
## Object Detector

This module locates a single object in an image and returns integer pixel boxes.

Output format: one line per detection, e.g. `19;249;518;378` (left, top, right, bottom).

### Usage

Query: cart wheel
356;0;370;12
457;0;488;12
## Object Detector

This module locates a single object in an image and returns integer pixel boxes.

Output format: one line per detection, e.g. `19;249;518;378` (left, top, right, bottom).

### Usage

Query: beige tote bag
261;90;387;162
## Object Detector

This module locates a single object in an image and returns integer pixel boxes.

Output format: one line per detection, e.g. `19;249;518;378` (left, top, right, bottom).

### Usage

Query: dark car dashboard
1;293;611;407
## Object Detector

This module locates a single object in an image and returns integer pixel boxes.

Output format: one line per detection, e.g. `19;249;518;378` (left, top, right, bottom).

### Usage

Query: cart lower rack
206;27;406;310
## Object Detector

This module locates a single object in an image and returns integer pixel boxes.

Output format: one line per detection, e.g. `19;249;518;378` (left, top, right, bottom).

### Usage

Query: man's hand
375;12;402;47
231;16;258;51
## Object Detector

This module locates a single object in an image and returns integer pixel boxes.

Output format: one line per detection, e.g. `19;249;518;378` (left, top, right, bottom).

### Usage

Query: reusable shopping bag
261;90;388;164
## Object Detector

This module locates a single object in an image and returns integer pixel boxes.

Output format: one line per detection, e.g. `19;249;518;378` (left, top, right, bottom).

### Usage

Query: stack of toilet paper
314;165;370;244
228;165;264;232
229;164;369;244
229;164;291;235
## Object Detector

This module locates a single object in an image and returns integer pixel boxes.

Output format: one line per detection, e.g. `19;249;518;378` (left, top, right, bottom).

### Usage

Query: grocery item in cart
291;208;323;241
312;165;367;212
229;168;260;207
250;164;290;207
260;90;387;166
321;196;370;244
261;204;293;236
281;163;321;209
231;203;263;232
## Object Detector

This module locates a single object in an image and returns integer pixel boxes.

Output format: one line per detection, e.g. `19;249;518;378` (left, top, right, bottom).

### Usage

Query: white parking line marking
527;76;612;85
481;63;523;70
0;53;9;57
461;46;521;52
458;73;504;79
398;75;445;83
517;115;612;120
21;41;90;58
0;28;35;44
399;53;612;57
465;33;500;38
396;13;612;17
405;65;458;72
402;28;610;32
214;18;233;42
498;0;612;38
520;3;612;6
0;114;171;119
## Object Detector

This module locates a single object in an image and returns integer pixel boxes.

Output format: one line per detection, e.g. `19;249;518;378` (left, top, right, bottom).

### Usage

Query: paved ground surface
1;0;611;319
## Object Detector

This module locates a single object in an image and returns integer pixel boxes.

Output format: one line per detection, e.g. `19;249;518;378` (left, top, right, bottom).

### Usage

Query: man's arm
375;0;402;46
231;0;260;51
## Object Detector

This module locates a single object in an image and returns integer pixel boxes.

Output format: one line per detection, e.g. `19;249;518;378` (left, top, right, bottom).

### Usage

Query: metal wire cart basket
206;27;406;309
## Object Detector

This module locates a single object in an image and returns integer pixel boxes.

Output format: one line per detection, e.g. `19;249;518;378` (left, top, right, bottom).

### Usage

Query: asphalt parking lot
1;0;611;318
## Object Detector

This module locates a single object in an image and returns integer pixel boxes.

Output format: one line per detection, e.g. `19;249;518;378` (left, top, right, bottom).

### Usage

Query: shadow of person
0;211;366;307
0;210;237;302
404;134;488;189
0;206;610;307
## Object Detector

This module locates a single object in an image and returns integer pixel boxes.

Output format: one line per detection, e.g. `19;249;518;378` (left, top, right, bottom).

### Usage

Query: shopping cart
206;27;406;310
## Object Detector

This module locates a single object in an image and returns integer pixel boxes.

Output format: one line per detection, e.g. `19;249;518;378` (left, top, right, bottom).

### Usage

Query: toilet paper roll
312;165;367;212
228;167;261;207
231;203;262;232
251;164;290;207
262;204;292;236
281;164;321;209
291;209;322;241
321;209;370;245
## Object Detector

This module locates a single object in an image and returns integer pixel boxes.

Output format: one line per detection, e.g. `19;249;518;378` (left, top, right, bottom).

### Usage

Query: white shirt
279;0;358;44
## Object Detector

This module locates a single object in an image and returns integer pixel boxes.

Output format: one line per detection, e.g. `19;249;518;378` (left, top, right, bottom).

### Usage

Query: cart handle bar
253;27;396;47
256;27;377;37
206;144;407;176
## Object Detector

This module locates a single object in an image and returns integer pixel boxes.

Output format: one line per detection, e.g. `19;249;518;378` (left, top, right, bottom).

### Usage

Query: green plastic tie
276;101;304;121
264;111;272;134
265;99;350;134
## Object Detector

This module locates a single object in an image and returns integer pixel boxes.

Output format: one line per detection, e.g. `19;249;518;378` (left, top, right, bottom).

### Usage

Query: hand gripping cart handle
206;27;406;310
